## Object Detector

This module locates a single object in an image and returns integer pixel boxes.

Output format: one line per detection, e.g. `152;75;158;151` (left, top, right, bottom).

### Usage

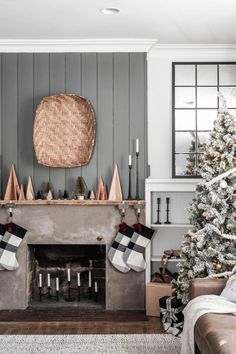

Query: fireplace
0;205;145;310
28;244;106;308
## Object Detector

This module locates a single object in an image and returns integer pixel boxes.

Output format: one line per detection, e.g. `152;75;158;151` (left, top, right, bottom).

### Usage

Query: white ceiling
1;0;236;44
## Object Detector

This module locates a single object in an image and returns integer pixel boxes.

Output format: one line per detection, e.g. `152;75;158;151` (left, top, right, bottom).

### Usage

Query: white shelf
151;256;185;262
151;223;192;228
145;178;199;284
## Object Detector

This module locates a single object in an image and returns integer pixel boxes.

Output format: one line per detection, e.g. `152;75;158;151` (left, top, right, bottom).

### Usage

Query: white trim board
0;38;158;53
148;44;236;58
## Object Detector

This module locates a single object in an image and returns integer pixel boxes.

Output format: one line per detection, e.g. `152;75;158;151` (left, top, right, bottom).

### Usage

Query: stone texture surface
0;206;145;310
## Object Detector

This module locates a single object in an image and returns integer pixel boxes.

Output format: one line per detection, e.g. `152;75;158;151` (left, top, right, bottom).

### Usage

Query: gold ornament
215;262;222;272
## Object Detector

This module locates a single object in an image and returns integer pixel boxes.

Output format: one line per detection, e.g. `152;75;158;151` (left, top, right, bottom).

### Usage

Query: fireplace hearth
28;244;105;308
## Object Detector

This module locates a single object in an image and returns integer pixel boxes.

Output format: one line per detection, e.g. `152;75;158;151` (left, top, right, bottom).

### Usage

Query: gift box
146;282;172;317
159;296;184;325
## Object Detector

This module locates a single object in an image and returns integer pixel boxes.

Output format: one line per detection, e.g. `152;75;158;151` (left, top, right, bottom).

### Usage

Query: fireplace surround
0;205;145;310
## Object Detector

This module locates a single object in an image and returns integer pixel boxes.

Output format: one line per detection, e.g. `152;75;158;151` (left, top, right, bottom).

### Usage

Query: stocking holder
4;201;16;218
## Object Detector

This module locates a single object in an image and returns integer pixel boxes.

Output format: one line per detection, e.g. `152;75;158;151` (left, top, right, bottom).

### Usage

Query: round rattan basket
33;94;96;168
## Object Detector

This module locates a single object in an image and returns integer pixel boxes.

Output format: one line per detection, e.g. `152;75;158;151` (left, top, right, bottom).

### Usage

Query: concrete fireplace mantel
0;205;145;311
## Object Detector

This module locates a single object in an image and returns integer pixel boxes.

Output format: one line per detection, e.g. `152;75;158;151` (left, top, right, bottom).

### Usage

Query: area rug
0;334;181;354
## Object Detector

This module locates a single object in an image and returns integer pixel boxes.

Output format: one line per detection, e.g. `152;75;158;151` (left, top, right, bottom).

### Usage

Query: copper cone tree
4;164;20;200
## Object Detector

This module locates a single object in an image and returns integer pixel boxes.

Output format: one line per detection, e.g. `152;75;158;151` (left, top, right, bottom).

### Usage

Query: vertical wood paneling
81;53;98;192
33;54;50;194
130;53;146;199
114;53;130;198
2;54;18;193
0;53;147;200
97;54;114;188
49;53;66;198
65;53;82;195
18;54;34;187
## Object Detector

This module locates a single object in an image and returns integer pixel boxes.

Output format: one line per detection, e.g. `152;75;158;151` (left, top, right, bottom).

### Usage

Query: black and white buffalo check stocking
123;223;154;272
0;222;27;270
108;222;134;273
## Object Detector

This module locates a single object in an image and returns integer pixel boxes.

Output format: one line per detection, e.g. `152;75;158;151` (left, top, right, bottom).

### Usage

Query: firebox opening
28;244;106;308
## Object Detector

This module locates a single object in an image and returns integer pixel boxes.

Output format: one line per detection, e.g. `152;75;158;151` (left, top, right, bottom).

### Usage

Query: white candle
136;138;139;153
47;273;50;287
129;154;132;166
56;277;59;291
67;268;71;282
77;272;80;286
39;273;42;288
95;281;98;293
89;271;92;288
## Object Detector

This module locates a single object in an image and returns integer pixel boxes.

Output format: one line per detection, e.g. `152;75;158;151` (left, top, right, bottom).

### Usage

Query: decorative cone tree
173;94;236;304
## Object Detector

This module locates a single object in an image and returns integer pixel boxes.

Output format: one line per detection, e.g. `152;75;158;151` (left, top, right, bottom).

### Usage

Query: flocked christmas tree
173;94;236;304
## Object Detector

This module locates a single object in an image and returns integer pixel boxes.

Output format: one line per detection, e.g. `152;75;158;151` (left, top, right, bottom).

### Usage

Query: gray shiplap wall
0;53;147;198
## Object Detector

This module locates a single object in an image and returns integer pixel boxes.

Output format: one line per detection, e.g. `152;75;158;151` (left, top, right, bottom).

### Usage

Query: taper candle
89;271;92;287
67;268;71;282
95;281;98;293
39;273;42;288
129;154;132;166
56;277;59;291
136;138;139;153
77;272;80;286
47;273;50;287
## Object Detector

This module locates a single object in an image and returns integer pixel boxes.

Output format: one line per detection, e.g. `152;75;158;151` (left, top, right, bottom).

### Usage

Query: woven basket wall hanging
33;94;96;168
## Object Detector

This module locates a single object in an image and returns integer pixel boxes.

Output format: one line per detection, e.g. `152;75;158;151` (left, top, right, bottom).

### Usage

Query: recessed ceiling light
100;7;120;15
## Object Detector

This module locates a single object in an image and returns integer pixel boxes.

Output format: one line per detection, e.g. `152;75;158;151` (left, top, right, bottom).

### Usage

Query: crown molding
0;38;158;53
148;43;236;58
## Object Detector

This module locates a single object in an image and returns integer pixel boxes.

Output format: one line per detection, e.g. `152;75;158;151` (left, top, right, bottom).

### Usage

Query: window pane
175;87;195;108
176;132;196;153
197;87;218;108
219;87;236;108
197;132;210;152
197;65;217;86
219;65;236;85
175;110;195;130
197;110;217;130
175;154;196;176
175;65;195;85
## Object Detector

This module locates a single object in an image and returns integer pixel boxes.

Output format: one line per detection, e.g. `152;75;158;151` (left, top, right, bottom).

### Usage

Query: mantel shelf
0;199;145;206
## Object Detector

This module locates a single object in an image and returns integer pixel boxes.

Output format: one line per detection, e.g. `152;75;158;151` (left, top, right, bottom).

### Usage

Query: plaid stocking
0;224;6;271
0;222;27;270
123;223;154;272
108;222;134;273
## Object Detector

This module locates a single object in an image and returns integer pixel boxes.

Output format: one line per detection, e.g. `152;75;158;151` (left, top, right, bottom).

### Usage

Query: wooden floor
0;308;163;335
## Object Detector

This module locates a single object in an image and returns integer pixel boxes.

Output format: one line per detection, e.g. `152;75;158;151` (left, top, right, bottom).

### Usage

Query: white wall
147;45;236;178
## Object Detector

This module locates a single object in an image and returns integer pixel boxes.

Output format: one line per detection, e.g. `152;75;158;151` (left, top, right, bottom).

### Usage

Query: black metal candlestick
47;286;51;298
135;152;140;200
39;286;42;302
155;198;162;224
164;197;171;224
95;291;98;302
127;165;132;200
77;286;81;301
56;290;59;301
65;281;75;302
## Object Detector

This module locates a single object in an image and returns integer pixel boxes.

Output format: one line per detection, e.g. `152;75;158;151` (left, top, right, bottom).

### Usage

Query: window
172;62;236;177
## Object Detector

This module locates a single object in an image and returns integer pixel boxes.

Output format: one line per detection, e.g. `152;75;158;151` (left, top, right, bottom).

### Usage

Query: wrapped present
159;296;184;326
